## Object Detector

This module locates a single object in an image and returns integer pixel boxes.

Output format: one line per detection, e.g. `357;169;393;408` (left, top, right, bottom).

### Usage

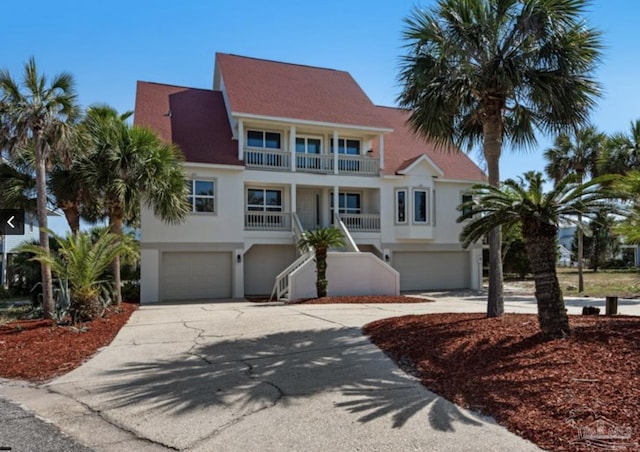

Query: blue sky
2;0;639;186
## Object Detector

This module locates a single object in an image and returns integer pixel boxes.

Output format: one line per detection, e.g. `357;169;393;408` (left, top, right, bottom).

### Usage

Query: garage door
244;245;297;295
393;252;469;291
161;252;232;300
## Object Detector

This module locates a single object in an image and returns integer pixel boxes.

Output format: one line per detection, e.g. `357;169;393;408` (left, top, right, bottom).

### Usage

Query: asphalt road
0;397;91;452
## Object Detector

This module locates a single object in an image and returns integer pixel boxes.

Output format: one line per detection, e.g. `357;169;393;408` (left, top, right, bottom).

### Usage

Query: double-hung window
395;188;407;224
247;188;283;227
413;189;429;224
461;193;473;217
331;138;361;172
331;192;361;228
187;179;215;213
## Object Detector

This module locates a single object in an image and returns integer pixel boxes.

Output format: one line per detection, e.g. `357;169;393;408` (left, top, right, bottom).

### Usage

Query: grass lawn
504;267;640;298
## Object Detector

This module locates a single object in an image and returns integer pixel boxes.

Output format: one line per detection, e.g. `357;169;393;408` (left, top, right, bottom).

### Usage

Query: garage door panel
244;245;297;295
161;252;231;300
394;252;468;291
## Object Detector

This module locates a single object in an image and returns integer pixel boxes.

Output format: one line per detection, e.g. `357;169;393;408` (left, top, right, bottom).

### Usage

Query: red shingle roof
215;53;392;130
374;106;486;181
134;81;240;166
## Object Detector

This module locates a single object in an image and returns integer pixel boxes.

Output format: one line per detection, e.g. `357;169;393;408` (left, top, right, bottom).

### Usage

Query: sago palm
297;227;345;298
458;172;614;338
78;105;190;304
0;58;80;318
19;228;134;322
398;0;602;318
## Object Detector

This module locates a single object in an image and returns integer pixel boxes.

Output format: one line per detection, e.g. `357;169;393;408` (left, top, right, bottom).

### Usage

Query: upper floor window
247;130;281;149
247;188;283;212
187;179;215;213
413;189;429;224
461;193;473;217
395;188;407;224
296;136;322;154
330;138;360;155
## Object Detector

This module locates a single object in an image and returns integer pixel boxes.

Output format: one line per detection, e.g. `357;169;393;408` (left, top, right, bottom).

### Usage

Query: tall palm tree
600;120;640;175
0;58;79;318
613;171;640;244
398;0;602;318
79;105;189;304
297;227;345;298
543;126;606;291
458;172;613;338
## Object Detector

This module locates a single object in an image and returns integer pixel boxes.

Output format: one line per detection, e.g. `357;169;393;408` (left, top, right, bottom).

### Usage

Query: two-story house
134;53;486;303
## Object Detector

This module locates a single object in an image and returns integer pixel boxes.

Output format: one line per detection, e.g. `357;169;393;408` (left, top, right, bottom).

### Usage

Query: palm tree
398;0;602;318
613;171;640;244
78;105;189;304
458;172;613;338
600;120;640;175
543;126;606;291
19;228;133;322
297;227;345;298
0;58;80;318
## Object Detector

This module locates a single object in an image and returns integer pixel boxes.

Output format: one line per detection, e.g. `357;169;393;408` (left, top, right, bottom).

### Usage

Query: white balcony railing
245;148;379;176
245;149;290;171
245;212;291;231
338;214;381;232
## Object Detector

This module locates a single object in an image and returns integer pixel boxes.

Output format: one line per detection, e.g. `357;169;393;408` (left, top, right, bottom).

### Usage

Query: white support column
233;248;245;299
289;125;296;172
291;183;297;214
470;247;483;291
379;134;385;170
238;119;244;161
333;186;340;224
333;130;339;175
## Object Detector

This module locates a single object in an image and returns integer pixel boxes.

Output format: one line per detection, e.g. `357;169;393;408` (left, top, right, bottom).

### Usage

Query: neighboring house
558;225;576;253
1;211;40;287
557;244;572;267
134;53;486;303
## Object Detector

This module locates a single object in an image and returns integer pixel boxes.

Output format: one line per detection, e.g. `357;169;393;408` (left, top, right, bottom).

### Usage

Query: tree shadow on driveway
90;326;485;432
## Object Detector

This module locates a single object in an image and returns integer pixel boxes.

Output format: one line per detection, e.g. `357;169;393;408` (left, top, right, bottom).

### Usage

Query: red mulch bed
0;302;137;382
364;313;640;451
295;295;434;304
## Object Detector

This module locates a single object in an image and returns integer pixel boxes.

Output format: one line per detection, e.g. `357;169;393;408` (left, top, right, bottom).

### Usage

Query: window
461;193;473;217
395;189;407;224
330;138;360;155
247;188;283;212
296;137;322;154
331;192;361;228
247;130;281;149
413;189;429;224
187;179;215;213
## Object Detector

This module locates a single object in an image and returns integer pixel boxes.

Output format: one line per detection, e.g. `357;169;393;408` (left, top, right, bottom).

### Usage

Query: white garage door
393;252;469;291
161;252;232;300
244;245;297;295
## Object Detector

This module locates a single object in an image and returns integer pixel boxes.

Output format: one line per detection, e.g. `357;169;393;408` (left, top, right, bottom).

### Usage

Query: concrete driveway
3;293;638;451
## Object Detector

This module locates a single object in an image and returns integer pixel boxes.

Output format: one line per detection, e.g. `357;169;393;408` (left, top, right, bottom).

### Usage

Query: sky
2;0;640;231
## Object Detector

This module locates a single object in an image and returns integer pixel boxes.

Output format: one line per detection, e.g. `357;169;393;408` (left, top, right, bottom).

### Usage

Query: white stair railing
269;251;313;301
333;213;359;252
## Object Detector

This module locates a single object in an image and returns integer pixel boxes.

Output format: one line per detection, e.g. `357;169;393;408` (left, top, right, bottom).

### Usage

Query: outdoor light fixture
237;253;242;263
384;254;390;262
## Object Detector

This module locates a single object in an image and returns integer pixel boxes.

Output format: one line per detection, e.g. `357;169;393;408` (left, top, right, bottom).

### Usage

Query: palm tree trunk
483;113;504;318
109;210;123;305
523;220;570;338
61;202;80;236
34;148;54;319
577;213;584;291
315;247;328;298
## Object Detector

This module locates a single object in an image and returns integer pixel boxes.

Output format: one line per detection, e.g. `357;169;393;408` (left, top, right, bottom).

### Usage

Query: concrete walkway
2;293;638;451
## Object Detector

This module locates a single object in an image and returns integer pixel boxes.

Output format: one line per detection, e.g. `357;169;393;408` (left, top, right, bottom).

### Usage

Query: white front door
297;189;321;230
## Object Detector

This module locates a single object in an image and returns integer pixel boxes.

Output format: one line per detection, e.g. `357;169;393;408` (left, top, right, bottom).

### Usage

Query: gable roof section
134;81;240;166
215;53;392;130
374;106;486;181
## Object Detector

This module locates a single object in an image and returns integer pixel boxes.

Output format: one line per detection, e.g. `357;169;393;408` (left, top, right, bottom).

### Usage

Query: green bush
0;286;13;300
121;281;140;302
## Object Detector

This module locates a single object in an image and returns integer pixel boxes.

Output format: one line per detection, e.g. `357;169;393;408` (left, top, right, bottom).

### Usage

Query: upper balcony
244;148;379;176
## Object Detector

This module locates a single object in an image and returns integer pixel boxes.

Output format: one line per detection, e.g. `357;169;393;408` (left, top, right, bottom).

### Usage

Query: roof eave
232;112;393;134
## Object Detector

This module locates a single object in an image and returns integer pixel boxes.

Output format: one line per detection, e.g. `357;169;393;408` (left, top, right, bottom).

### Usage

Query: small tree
297;227;345;298
19;228;133;322
459;172;614;338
